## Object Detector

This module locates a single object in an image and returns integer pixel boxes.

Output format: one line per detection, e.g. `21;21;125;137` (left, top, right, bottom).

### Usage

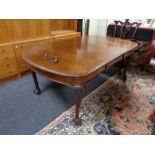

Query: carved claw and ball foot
33;88;41;95
121;74;127;83
118;70;127;83
71;84;84;126
118;71;122;76
120;57;129;83
140;64;145;71
73;118;82;126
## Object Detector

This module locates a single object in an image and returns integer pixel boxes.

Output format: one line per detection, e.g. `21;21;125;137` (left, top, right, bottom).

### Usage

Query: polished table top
22;36;138;84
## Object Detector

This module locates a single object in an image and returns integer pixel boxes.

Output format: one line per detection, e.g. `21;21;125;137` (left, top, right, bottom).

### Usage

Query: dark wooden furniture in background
77;19;83;36
0;19;79;83
22;36;138;125
113;19;142;39
107;20;155;71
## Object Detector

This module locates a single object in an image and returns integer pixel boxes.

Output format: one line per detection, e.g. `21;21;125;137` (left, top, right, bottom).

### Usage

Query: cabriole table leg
30;70;41;95
73;84;84;126
122;56;130;82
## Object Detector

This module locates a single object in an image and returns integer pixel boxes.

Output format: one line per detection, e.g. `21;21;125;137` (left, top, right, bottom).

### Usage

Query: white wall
88;19;98;35
96;19;108;36
88;19;108;36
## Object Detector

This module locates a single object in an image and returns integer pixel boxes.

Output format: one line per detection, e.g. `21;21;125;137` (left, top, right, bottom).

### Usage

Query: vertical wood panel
0;19;77;44
0;20;13;43
0;19;50;43
50;19;77;31
50;19;68;31
68;19;77;31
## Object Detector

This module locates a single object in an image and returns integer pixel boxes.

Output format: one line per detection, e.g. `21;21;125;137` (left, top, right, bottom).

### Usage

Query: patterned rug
36;63;155;135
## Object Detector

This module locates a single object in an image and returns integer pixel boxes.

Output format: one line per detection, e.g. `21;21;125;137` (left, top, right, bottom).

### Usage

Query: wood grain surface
22;36;138;84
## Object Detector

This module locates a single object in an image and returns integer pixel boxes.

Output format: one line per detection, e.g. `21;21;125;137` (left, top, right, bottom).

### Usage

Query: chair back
112;19;142;40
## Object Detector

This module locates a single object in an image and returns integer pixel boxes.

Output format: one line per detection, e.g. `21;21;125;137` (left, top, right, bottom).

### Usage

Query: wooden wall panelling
50;19;77;32
10;19;51;42
50;19;69;31
0;19;78;44
0;45;18;79
68;20;77;31
0;19;51;44
29;19;51;38
0;20;13;44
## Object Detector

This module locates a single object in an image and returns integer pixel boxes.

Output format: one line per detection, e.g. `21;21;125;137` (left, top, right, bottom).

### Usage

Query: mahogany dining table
22;36;138;125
